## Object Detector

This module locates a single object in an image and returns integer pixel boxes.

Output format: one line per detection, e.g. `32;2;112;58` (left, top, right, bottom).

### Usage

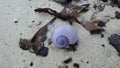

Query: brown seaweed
19;1;104;56
75;19;103;34
19;8;65;56
35;3;103;34
19;38;49;56
19;17;57;56
35;3;90;22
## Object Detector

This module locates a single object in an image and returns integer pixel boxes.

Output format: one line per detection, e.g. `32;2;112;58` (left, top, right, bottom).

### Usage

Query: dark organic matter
63;58;72;64
19;38;49;57
115;11;120;19
39;47;49;57
108;34;120;56
30;62;33;67
101;0;108;2
19;39;32;50
53;0;73;5
73;63;79;68
35;3;103;34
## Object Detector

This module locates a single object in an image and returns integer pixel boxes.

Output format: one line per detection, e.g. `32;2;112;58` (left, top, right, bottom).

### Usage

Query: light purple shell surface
51;25;78;48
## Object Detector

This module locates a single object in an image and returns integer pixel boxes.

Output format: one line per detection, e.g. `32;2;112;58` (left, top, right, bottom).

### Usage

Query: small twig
35;8;73;20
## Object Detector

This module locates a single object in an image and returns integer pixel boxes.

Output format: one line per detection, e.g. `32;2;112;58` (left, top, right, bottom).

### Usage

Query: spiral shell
51;25;78;48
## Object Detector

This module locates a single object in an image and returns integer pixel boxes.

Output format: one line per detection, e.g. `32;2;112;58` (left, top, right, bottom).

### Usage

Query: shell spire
51;24;78;48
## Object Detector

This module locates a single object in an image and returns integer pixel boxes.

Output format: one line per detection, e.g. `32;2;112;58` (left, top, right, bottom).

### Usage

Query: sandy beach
0;0;120;68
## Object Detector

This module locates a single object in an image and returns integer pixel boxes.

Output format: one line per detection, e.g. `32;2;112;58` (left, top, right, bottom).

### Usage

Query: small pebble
101;44;105;47
63;58;72;64
86;61;89;64
14;21;18;23
30;62;33;67
73;63;79;68
32;20;35;23
100;33;104;38
36;22;42;26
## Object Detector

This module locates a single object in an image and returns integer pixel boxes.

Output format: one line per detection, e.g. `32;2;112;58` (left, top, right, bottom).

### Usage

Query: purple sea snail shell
51;25;78;48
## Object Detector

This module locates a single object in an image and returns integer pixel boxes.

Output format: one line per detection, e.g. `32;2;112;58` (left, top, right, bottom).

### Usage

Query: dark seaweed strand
108;34;120;56
34;4;90;22
32;8;66;43
63;58;72;64
31;17;57;43
35;8;71;20
31;25;48;43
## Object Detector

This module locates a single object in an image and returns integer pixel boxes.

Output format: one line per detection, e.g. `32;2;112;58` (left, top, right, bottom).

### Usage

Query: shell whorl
51;24;78;48
56;35;69;47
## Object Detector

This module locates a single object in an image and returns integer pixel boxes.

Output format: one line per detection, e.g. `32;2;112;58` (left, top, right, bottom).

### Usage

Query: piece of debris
93;2;105;11
39;46;49;57
100;33;104;38
115;11;120;19
23;60;25;62
32;20;35;23
78;19;103;34
19;38;49;57
30;62;33;67
63;58;72;64
110;0;120;8
91;18;100;23
97;21;107;27
66;41;78;52
54;0;73;5
73;63;79;68
108;34;120;56
14;20;18;23
59;64;68;68
91;17;109;24
48;39;52;45
86;61;89;64
101;0;108;2
34;4;102;34
101;44;105;47
19;39;31;50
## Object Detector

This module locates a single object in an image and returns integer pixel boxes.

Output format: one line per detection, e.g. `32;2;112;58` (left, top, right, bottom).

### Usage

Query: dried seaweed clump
108;34;120;56
19;38;49;57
